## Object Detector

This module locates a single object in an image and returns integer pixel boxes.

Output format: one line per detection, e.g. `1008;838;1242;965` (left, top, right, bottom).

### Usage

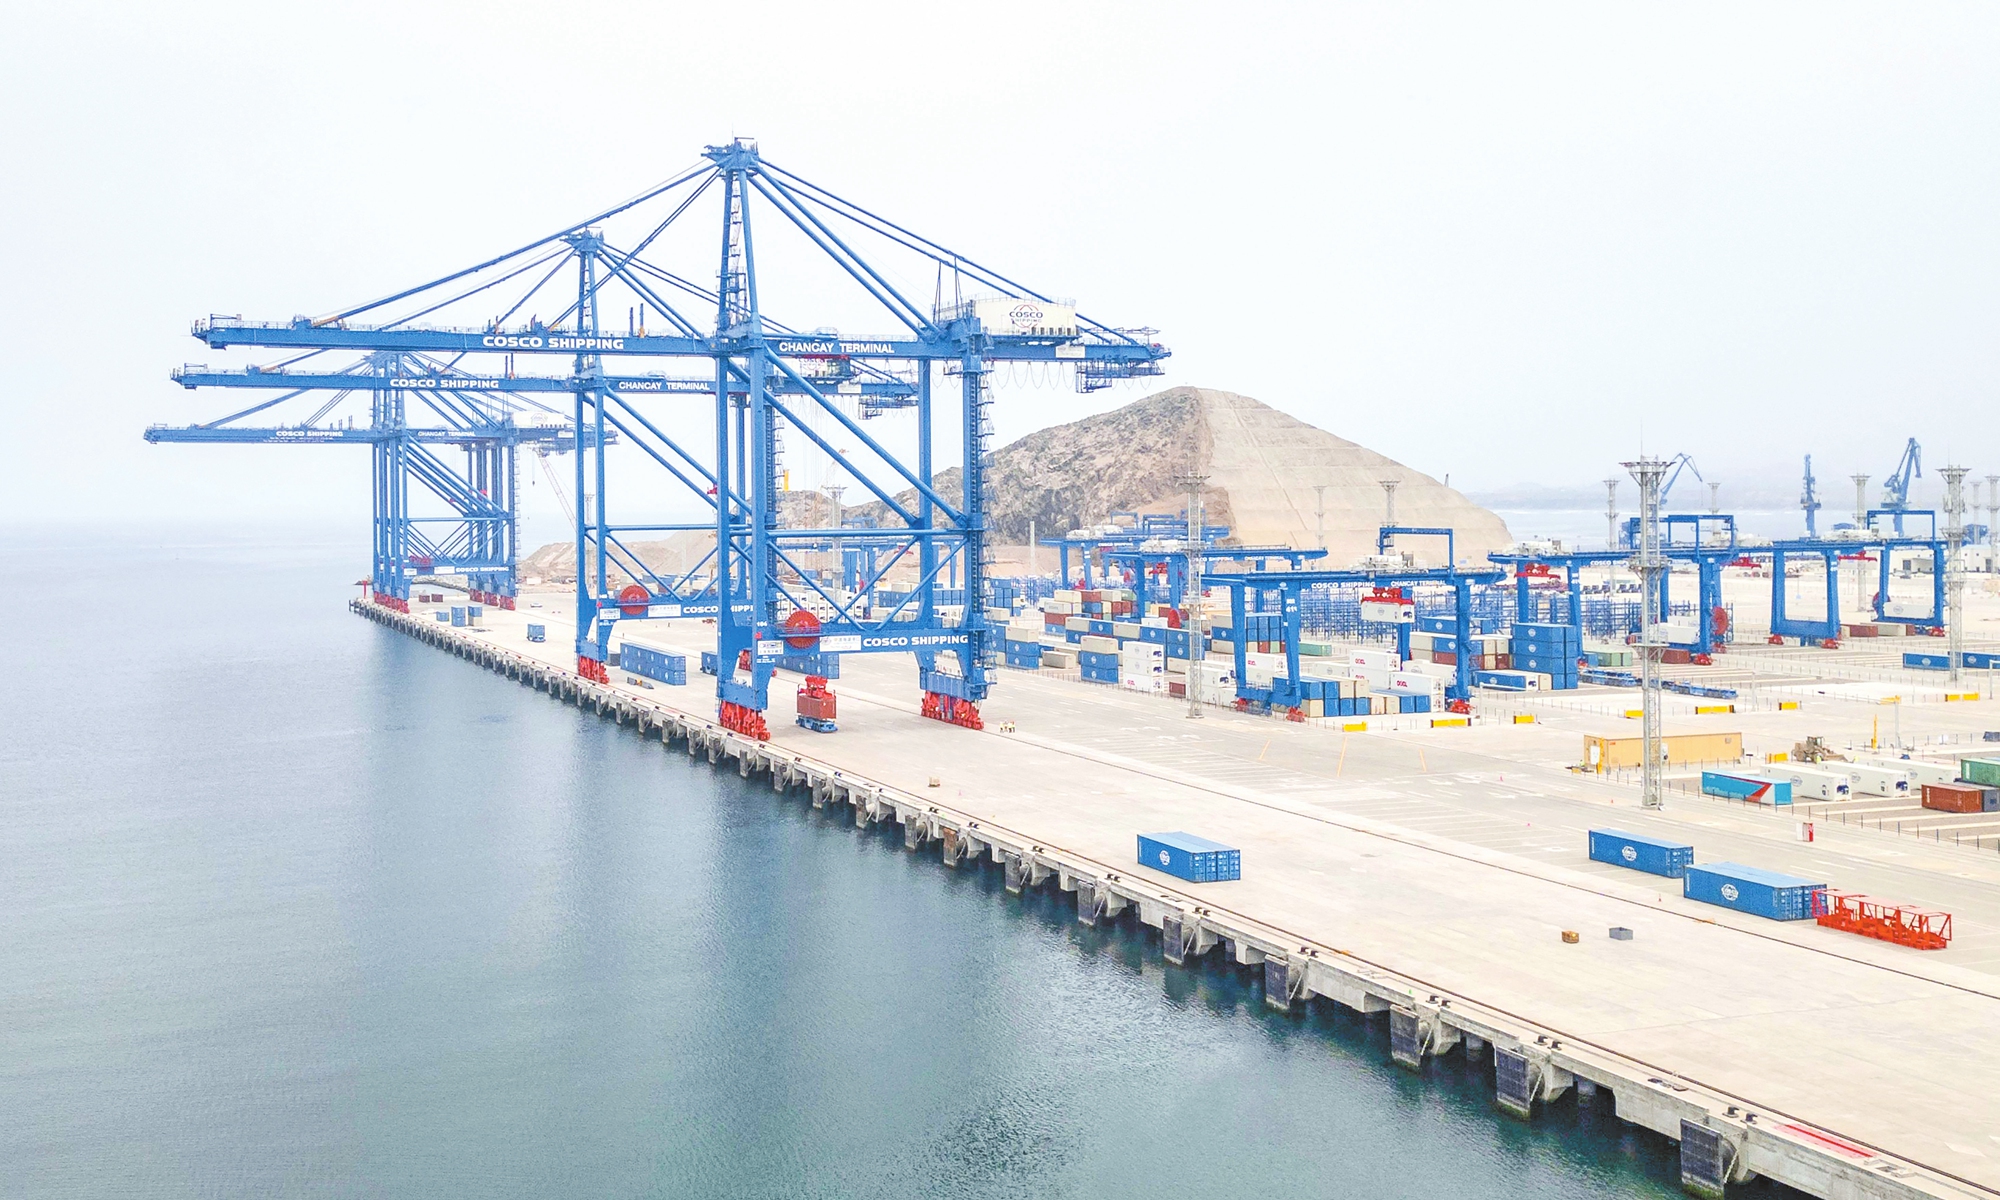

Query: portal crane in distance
1620;453;1702;548
1881;438;1923;532
1801;454;1821;538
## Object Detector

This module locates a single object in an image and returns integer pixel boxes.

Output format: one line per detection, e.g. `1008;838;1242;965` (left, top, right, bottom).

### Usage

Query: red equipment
921;691;983;730
1815;891;1951;950
618;583;651;617
577;656;610;684
783;609;822;649
718;701;771;741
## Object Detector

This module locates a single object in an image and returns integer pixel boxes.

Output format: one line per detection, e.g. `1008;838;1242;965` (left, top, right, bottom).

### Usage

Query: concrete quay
358;598;2000;1199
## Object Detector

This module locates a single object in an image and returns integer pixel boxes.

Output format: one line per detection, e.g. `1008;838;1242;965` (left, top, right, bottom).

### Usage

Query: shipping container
1853;756;1954;787
1702;771;1792;806
1583;731;1742;771
1842;762;1912;797
1137;831;1242;882
1749;764;1848;801
1959;756;2000;788
1683;862;1827;921
1588;829;1694;878
620;638;687;685
1922;782;1999;813
450;606;466;627
526;623;546;642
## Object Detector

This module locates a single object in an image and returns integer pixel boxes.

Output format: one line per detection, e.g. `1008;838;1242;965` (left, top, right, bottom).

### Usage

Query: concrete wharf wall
353;600;1996;1200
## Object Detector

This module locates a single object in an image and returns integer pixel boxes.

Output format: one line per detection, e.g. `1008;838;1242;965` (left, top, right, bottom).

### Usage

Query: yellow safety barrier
1341;721;1368;732
1513;713;1536;724
1777;701;1799;711
1431;717;1470;728
1623;709;1644;719
1946;692;1980;702
1694;703;1735;715
1767;751;1790;763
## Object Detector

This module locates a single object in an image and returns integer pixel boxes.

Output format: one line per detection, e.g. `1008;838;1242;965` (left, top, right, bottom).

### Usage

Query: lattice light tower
1941;465;1969;684
1178;471;1209;719
1625;456;1669;809
164;140;1169;739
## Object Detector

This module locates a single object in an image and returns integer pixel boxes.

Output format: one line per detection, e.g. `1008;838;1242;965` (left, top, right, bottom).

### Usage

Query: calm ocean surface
1;527;1799;1198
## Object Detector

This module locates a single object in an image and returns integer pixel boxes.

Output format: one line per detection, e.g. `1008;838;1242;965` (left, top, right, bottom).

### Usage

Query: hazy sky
5;2;1998;533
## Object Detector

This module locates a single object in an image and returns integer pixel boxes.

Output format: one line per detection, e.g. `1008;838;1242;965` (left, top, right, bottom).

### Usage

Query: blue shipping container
450;606;466;627
1683;862;1827;921
1904;652;1951;671
1588;828;1694;878
1701;771;1792;806
435;611;449;622
621;642;686;684
1138;831;1242;883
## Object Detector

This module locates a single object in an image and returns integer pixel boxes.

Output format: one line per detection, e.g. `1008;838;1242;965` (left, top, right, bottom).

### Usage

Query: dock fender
1679;1118;1755;1199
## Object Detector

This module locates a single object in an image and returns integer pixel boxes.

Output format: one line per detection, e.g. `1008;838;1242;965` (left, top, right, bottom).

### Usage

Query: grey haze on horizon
3;2;1997;529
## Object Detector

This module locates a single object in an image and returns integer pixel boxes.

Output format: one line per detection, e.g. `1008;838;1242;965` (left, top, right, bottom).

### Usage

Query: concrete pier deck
368;597;2000;1199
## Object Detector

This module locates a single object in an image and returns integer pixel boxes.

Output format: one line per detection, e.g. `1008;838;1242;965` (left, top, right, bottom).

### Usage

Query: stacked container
620;639;687;686
1510;623;1579;689
1137;831;1242;882
1922;782;2000;813
1683;862;1827;921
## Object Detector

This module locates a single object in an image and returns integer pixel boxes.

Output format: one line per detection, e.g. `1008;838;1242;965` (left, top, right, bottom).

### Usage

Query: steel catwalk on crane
156;140;1169;739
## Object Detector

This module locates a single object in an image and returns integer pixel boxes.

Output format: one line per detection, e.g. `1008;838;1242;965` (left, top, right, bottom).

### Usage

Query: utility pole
1028;518;1037;578
1178;471;1209;719
1989;473;1999;556
1313;484;1329;550
1942;466;1968;684
1626;456;1668;809
1604;479;1619;551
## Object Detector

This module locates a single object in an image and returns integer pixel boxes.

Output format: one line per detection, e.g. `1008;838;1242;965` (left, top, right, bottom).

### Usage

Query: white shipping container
1079;635;1118;654
1882;601;1931;620
1853;756;1955;787
1842;762;1913;797
1350;648;1399;672
1659;623;1700;646
1752;765;1850;801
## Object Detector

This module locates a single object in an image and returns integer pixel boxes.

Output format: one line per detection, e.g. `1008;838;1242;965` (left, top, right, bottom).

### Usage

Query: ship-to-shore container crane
155;140;1168;739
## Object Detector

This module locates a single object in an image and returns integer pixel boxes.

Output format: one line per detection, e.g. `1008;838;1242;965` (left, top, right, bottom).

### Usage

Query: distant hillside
839;386;1512;566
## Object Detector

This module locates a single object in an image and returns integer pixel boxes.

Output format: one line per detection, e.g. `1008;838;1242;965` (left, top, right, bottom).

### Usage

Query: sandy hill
520;387;1511;576
849;387;1510;567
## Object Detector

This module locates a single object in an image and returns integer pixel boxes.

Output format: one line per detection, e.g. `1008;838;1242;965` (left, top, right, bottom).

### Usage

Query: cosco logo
1621;846;1637;862
1158;850;1171;867
1010;303;1044;325
1720;884;1740;901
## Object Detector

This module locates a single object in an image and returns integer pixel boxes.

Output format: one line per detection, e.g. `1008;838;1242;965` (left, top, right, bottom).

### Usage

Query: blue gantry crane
147;351;601;609
160;139;1168;740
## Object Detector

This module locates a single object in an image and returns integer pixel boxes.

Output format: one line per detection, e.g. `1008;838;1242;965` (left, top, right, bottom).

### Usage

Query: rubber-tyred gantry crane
155;139;1169;739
